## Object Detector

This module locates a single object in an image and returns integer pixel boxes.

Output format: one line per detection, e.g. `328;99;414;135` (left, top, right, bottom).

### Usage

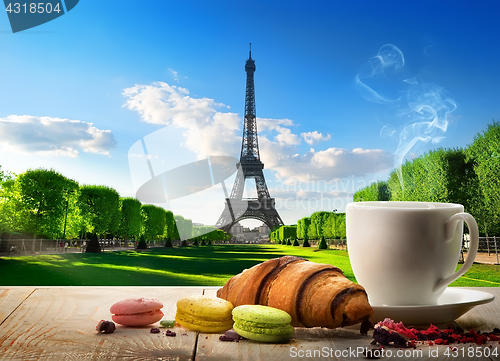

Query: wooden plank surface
0;288;35;325
0;286;205;361
197;287;500;361
0;287;498;360
455;287;500;332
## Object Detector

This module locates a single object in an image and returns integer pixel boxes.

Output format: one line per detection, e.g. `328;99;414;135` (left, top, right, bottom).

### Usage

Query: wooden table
0;287;498;360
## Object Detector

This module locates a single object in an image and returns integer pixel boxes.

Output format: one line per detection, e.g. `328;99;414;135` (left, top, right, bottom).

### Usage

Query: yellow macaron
176;295;234;333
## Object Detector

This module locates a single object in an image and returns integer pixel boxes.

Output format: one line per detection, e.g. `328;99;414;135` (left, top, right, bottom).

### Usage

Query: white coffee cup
346;201;479;306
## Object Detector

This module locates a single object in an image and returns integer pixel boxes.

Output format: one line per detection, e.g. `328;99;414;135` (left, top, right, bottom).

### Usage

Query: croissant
217;256;373;329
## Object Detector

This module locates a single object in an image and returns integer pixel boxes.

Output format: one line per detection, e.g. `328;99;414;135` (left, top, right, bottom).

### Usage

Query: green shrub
86;233;101;253
302;236;310;247
318;236;328;250
137;234;148;249
293;238;299;246
164;238;173;247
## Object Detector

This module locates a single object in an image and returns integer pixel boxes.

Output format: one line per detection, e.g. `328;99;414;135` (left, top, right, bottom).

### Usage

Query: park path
463;251;499;265
2;244;498;264
0;245;136;258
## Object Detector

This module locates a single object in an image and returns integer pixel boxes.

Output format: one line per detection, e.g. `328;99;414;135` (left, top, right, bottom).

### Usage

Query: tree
439;149;480;216
192;225;217;238
141;204;166;242
387;159;415;201
353;181;389;202
184;219;193;240
269;226;280;243
0;165;15;234
302;234;310;247
214;229;231;241
0;178;18;234
335;213;347;239
174;215;192;240
465;121;500;235
86;233;101;253
318;235;328;249
297;217;310;240
278;225;297;242
165;211;176;240
137;234;148;249
0;165;13;183
309;211;330;240
118;198;142;242
325;212;346;239
15;168;78;238
78;185;121;238
324;212;335;239
387;148;477;200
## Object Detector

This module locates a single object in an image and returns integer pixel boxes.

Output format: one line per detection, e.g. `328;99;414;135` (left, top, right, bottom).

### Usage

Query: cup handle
433;212;479;292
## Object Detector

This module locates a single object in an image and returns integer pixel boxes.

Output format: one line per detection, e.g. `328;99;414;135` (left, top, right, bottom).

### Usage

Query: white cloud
260;136;392;183
194;112;241;157
254;117;300;145
123;82;226;127
169;68;179;82
123;82;239;159
258;117;295;131
0;115;116;157
272;187;354;200
124;82;393;184
275;126;300;146
301;130;331;145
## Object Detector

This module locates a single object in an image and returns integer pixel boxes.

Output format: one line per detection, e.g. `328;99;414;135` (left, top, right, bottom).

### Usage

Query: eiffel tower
216;45;284;233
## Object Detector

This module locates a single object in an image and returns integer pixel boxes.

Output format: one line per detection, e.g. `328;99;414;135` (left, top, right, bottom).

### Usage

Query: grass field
0;244;498;287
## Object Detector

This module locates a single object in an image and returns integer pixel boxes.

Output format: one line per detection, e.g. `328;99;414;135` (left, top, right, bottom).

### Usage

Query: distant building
228;222;270;243
231;222;244;235
259;224;270;235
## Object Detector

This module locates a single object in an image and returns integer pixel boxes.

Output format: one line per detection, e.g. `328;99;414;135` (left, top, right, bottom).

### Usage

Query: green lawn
0;244;498;287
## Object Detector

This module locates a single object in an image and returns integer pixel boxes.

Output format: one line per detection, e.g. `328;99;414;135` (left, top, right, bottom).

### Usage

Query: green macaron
232;305;294;343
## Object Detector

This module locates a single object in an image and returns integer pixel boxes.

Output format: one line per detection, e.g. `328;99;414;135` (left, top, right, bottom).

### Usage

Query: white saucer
370;288;495;325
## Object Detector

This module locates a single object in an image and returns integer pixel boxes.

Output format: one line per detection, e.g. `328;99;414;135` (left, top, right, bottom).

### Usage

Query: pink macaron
110;298;164;327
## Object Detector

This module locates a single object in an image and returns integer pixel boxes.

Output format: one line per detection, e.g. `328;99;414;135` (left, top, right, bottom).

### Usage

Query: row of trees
270;211;347;242
190;228;231;243
269;225;297;243
0;167;229;242
354;121;500;236
296;211;346;241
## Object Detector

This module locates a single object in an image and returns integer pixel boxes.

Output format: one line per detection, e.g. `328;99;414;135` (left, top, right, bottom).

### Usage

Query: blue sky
0;0;499;227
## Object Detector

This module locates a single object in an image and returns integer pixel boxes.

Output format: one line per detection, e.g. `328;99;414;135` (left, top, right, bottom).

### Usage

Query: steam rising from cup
355;44;405;104
355;44;457;190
